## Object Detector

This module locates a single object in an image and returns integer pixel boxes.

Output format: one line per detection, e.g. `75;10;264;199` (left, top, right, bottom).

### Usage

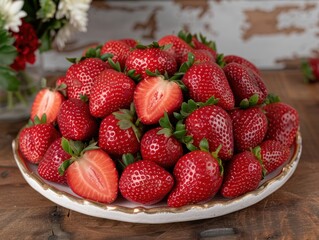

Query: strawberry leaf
61;137;72;155
199;138;209;152
58;159;73;176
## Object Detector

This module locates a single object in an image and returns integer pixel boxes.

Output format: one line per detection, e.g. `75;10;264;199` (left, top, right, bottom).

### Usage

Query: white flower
0;0;26;32
54;23;76;49
56;0;91;31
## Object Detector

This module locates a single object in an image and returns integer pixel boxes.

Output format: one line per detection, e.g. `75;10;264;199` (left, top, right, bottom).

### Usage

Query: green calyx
239;94;259;109
252;146;267;177
171;52;196;81
27;114;47;127
58;137;99;176
66;45;113;64
113;103;142;142
178;30;194;46
135;41;171;51
264;93;281;105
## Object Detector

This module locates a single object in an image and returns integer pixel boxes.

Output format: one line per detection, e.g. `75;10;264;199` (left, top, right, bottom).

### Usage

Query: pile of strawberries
18;31;300;208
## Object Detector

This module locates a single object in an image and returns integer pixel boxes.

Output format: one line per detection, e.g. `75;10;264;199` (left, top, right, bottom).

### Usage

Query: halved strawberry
59;140;119;204
30;88;65;123
134;76;183;124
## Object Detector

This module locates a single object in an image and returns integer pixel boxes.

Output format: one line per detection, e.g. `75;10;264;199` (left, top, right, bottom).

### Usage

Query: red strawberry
19;117;60;164
119;38;138;48
37;138;71;184
185;104;234;160
167;149;223;207
223;62;268;106
182;62;235;110
30;88;65;123
263;101;299;147
89;69;136;118
55;76;66;87
134;76;183;124
229;106;268;152
140;127;183;168
257;140;290;174
158;34;193;65
57;99;98;141
98;107;141;156
125;43;177;79
191;34;217;60
223;55;260;76
220;151;263;198
65;58;108;99
119;160;174;205
301;57;319;83
62;143;119;204
180;49;215;65
101;40;131;69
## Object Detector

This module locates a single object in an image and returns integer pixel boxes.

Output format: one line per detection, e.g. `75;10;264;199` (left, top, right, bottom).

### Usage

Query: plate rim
12;132;302;224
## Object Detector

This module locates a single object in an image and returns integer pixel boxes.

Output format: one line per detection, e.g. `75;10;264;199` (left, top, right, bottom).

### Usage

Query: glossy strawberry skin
57;99;98;141
223;55;260;76
89;69;136;118
220;151;262;198
182;62;235;110
30;88;65;123
185;105;234;160
134;76;183;125
101;40;131;69
191;36;217;60
229;107;268;152
119;38;138;48
180;49;215;65
223;62;268;106
98;113;140;156
66;149;118;203
65;58;108;99
37;138;71;184
167;150;223;208
263;102;299;147
19;123;60;164
119;160;174;205
158;34;193;65
140;127;183;169
125;47;177;79
259;140;291;174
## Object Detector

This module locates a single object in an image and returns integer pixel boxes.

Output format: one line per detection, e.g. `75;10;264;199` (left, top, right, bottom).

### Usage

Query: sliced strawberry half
134;76;183;124
31;88;64;123
63;147;118;204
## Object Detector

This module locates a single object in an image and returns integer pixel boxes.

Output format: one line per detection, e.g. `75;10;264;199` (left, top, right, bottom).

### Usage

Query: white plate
12;133;302;224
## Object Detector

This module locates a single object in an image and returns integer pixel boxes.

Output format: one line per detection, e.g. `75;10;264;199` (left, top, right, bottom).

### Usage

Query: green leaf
0;66;19;91
36;0;56;21
61;137;72;155
39;31;52;52
0;29;17;65
58;159;72;176
157;128;172;137
249;94;259;106
108;58;121;72
199;138;209;152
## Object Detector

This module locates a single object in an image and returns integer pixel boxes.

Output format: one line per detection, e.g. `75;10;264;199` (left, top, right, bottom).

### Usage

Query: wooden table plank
1;69;319;239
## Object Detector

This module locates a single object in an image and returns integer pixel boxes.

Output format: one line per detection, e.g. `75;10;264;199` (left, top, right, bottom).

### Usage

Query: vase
0;52;43;121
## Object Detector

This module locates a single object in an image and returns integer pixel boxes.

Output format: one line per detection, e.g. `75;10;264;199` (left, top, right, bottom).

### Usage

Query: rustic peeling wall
44;0;319;71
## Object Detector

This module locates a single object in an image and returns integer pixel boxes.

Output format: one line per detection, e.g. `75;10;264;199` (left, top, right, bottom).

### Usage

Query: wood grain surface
1;69;318;239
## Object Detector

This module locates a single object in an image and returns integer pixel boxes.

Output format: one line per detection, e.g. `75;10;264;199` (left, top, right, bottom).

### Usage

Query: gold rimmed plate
12;132;302;224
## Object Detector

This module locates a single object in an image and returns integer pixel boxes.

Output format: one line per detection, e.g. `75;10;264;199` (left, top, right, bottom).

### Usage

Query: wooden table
1;69;318;239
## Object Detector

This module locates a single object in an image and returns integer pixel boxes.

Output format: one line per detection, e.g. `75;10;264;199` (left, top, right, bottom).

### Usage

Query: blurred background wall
44;0;319;72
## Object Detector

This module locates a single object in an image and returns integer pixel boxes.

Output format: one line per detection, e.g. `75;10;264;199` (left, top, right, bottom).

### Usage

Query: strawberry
191;33;217;60
59;139;119;203
98;106;141;156
229;105;268;152
19;116;60;164
167;148;223;207
119;160;174;205
263;98;299;147
57;99;98;141
158;34;193;65
134;76;183;124
119;38;138;48
223;55;260;76
37;138;71;184
180;49;215;65
125;42;177;79
65;58;108;99
301;57;319;83
182;62;235;110
30;87;65;124
89;69;136;118
101;40;131;69
55;76;66;87
220;151;263;198
140;126;183;169
223;62;268;106
256;140;290;174
184;103;234;160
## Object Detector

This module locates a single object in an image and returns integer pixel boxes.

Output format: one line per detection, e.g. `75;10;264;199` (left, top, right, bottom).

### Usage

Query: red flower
10;20;40;71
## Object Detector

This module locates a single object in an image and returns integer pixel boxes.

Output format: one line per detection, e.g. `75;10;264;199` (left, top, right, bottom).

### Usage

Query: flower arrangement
0;0;91;112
